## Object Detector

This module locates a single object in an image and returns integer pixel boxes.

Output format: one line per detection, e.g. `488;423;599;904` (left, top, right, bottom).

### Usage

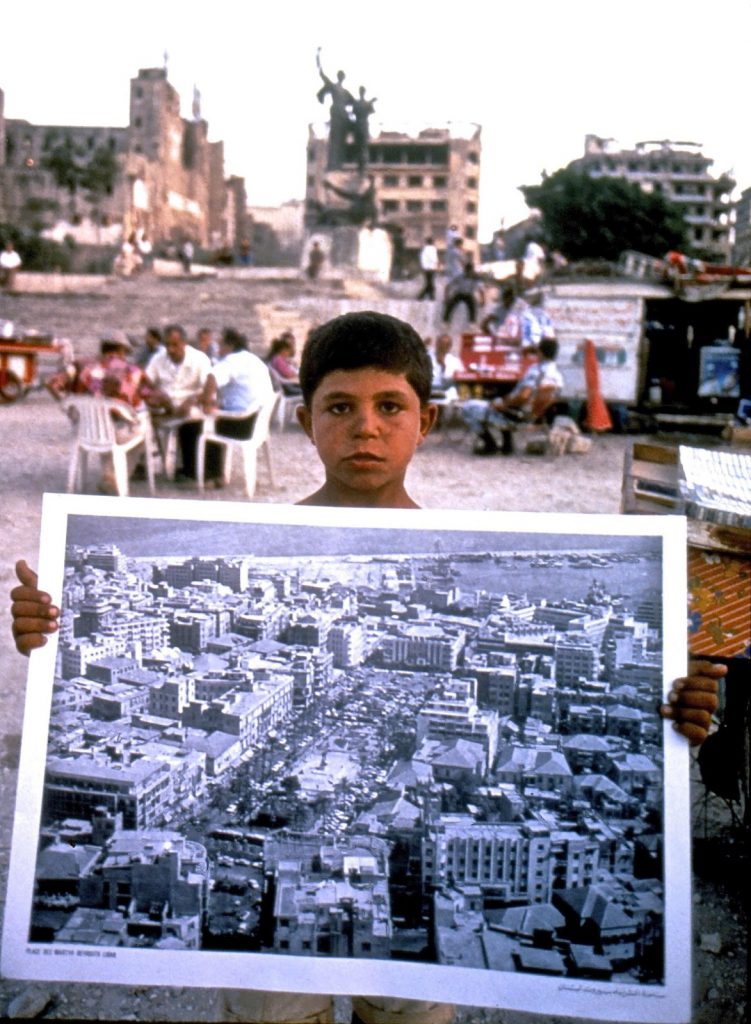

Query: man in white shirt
417;237;439;300
145;323;211;478
200;327;274;485
0;242;22;291
429;334;463;402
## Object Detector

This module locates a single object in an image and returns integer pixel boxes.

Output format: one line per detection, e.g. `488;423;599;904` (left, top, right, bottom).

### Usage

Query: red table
454;333;538;399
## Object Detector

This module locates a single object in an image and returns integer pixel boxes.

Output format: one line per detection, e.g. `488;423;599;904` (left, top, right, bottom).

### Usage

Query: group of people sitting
45;323;277;492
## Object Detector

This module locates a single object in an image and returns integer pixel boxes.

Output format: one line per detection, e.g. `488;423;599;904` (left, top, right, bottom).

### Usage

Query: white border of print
2;494;691;1023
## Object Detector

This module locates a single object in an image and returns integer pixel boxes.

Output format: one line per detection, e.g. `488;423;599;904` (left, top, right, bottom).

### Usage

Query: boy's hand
10;560;59;656
660;660;726;746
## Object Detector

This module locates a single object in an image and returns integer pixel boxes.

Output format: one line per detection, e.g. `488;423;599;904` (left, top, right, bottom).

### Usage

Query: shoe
473;430;499;456
500;431;515;455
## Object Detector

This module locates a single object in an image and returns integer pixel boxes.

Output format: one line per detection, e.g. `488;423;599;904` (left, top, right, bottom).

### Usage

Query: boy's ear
419;402;439;441
296;404;314;440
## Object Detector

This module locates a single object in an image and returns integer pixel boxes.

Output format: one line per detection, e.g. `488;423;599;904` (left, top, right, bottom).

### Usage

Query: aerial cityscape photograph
2;498;693;1021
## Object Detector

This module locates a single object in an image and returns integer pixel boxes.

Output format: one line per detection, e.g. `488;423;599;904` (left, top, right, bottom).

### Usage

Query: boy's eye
327;401;351;415
378;400;403;414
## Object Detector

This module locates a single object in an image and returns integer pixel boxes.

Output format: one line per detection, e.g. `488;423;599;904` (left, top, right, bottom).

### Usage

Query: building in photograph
569;136;735;260
267;833;392;959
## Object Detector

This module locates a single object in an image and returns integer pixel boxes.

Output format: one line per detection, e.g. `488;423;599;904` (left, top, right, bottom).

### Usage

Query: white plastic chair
65;397;156;496
195;392;278;498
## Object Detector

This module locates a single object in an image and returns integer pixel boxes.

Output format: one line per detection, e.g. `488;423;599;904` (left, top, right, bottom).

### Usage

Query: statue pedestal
303;225;392;283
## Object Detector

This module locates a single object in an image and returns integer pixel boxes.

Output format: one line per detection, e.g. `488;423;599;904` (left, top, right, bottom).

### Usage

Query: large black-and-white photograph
3;496;691;1022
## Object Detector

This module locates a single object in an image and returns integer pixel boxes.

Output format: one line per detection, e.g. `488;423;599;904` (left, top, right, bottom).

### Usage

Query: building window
408;175;423;187
466;176;478;189
279;940;289;950
465;226;476;239
694;227;704;241
433;175;447;188
134;117;142;129
383;174;399;187
406;200;423;212
307;175;315;187
382;200;399;213
431;200;447;212
466;201;477;214
468;151;479;164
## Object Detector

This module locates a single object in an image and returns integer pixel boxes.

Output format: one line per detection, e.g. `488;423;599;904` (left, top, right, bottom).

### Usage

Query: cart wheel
0;369;24;403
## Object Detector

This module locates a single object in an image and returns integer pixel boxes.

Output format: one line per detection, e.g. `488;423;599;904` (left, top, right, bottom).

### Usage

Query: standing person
306;240;325;280
443;236;465;283
0;240;22;291
445;223;461;250
524;237;547;282
417;237;438;300
137;232;153;271
200;327;275;487
180;239;194;275
442;258;485;326
144;323;211;478
10;311;723;1024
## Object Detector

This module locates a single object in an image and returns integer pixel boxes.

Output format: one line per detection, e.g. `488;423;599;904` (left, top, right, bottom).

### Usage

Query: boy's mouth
344;451;384;465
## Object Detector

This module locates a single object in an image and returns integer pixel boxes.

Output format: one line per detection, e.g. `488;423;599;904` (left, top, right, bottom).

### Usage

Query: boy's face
297;367;436;503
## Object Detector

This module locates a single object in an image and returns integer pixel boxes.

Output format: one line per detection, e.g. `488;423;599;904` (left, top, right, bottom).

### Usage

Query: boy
11;311;723;1022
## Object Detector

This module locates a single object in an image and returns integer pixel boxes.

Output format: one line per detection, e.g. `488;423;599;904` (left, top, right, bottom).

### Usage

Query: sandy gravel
0;273;745;1022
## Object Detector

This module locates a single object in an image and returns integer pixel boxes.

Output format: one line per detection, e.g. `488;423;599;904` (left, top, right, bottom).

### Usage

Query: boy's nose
352;405;379;436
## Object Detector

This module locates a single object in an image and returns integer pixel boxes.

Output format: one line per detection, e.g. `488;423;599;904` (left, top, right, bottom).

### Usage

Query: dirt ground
0;273;746;1022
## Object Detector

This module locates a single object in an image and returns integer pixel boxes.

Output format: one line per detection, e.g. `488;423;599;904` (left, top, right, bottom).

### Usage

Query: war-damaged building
0;70;247;250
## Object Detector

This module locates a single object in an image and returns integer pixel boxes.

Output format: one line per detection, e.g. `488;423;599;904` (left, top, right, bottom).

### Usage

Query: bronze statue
316;48;354;171
351;86;377;173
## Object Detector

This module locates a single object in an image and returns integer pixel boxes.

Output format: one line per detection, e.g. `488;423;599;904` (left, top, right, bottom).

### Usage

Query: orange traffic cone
583;338;612;432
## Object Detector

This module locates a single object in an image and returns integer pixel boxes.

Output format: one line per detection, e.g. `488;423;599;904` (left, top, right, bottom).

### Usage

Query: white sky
3;0;749;240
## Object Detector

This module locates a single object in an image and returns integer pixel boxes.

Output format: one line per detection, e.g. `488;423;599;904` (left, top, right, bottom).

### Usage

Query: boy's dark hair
146;327;162;343
299;311;433;406
539;338;559;360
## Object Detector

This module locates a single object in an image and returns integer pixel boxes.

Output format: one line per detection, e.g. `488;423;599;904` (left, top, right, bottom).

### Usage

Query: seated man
144;323;211;478
429;333;463;402
462;337;562;455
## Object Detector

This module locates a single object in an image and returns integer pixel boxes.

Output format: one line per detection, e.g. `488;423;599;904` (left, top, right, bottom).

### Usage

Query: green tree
41;134;83;195
521;168;687;261
81;145;119;201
